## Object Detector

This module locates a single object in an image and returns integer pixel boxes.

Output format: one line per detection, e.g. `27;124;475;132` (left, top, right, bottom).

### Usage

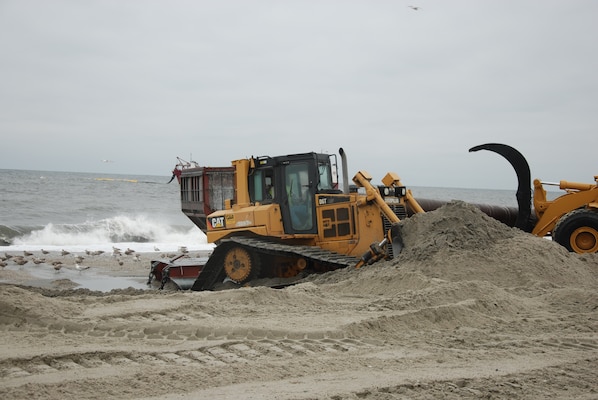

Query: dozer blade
389;223;404;256
355;224;404;268
469;143;533;232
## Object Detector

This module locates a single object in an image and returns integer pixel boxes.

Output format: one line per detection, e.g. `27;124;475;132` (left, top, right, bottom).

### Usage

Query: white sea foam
8;215;211;253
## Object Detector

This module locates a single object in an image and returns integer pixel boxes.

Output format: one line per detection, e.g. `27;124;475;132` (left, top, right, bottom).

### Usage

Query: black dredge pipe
409;198;530;229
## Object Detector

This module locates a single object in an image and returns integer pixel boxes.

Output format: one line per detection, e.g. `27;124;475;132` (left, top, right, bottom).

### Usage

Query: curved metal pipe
469;143;533;232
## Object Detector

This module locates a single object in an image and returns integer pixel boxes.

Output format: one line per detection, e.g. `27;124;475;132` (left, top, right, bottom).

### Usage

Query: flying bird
408;5;420;10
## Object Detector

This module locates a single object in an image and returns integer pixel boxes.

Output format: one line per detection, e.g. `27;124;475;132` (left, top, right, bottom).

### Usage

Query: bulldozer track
229;236;359;268
0;337;378;380
1;333;596;382
192;236;360;291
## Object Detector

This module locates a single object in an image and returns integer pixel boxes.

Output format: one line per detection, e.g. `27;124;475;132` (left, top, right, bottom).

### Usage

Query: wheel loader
179;148;426;291
470;143;598;253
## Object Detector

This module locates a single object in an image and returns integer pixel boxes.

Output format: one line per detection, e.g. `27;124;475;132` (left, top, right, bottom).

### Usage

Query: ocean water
0;169;212;253
1;168;524;253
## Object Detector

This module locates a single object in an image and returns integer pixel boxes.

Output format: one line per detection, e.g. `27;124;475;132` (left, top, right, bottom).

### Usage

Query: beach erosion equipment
153;148;523;291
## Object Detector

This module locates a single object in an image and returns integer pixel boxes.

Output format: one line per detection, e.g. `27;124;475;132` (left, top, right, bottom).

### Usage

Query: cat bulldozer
151;146;530;290
470;143;598;253
183;148;426;291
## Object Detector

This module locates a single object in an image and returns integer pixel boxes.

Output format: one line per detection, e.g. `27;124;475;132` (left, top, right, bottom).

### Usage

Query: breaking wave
2;215;206;248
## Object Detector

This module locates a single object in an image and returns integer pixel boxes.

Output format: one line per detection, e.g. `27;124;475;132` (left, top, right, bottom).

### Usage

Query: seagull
41;249;50;255
75;263;90;272
61;249;70;256
408;5;420;10
124;248;135;255
0;261;7;268
15;258;28;266
154;246;160;252
53;263;62;271
23;250;34;257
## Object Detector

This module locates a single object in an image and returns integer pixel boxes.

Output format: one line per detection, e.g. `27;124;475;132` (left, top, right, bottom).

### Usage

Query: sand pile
304;200;597;350
312;200;596;291
397;200;596;287
0;200;596;399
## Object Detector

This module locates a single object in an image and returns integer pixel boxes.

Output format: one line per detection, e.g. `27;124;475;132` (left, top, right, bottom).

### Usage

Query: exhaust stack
339;148;349;194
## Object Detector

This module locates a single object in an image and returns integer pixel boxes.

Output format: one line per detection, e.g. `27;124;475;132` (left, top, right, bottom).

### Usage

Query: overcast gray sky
1;0;596;189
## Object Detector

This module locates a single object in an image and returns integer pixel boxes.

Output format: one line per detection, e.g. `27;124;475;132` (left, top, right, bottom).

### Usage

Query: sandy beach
1;201;597;399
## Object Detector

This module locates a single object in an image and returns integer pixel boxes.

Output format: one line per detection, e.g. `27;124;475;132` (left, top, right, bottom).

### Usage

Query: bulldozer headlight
395;186;407;197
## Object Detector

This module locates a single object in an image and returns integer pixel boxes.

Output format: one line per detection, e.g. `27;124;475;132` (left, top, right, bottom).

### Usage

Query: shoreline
0;249;210;292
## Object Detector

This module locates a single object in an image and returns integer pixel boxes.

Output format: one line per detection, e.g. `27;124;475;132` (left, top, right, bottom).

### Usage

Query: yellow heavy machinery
470;143;598;253
188;149;424;290
154;143;594;291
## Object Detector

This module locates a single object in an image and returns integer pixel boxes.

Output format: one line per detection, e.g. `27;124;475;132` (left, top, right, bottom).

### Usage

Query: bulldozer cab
248;153;338;235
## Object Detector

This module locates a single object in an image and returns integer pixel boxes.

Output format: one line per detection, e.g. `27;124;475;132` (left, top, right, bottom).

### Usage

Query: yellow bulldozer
185;149;425;291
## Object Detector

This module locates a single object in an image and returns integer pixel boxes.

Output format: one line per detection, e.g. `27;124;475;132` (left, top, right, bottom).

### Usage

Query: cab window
250;168;275;204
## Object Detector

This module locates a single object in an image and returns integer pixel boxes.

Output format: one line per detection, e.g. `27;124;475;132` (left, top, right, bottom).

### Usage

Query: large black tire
552;209;598;253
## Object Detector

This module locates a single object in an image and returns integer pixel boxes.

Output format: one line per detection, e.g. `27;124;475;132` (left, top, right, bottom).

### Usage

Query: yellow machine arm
352;170;424;268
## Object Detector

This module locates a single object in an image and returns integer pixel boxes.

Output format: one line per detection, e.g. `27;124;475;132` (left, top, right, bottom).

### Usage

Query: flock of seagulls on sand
0;246;198;273
0;246;146;272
